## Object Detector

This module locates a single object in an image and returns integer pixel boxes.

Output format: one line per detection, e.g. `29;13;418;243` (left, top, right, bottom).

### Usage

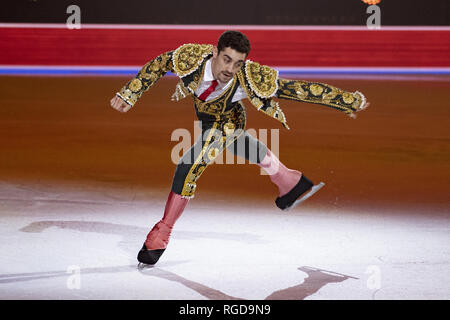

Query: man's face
211;47;246;83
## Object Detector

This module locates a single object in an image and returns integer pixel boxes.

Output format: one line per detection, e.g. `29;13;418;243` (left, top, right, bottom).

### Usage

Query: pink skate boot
258;149;325;210
137;191;189;265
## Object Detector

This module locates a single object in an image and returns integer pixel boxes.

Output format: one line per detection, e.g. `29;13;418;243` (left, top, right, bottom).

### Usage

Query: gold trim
237;70;289;129
179;104;247;198
117;51;174;107
219;77;237;113
180;122;218;198
171;80;191;101
244;60;279;99
193;77;238;115
172;43;213;78
276;78;367;116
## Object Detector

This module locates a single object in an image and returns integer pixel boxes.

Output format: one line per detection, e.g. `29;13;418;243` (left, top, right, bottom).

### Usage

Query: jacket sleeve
276;78;368;117
116;50;174;107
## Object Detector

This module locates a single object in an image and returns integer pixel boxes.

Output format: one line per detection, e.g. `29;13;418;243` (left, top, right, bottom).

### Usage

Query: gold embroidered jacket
116;43;367;129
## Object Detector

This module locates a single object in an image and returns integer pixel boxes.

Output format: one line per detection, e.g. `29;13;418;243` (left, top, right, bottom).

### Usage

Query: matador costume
114;43;367;265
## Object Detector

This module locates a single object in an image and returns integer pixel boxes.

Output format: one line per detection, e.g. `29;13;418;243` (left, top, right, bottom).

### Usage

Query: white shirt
194;58;247;103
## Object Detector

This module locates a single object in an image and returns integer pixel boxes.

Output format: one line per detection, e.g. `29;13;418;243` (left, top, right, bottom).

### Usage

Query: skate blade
285;182;325;211
137;262;155;270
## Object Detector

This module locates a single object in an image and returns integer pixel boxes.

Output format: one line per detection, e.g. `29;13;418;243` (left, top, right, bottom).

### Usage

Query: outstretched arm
110;50;174;112
276;78;368;118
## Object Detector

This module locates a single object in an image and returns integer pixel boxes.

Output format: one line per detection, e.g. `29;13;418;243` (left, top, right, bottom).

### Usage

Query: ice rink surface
1;75;449;301
1;180;448;300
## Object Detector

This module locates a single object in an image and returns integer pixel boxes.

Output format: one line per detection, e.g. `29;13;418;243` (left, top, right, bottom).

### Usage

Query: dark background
1;0;449;25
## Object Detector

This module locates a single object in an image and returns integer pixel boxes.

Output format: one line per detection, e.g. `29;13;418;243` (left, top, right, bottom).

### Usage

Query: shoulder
240;60;279;99
172;43;214;77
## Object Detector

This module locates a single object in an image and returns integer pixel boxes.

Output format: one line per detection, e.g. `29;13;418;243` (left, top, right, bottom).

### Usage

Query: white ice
0;180;449;300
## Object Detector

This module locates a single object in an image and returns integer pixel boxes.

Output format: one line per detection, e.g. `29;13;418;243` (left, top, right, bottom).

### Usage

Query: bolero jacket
117;43;368;129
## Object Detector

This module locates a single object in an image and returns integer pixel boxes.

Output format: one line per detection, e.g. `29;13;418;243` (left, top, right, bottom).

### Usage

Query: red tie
198;80;218;101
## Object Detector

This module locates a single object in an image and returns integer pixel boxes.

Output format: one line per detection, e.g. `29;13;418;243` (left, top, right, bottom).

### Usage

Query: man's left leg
257;148;324;210
226;131;324;210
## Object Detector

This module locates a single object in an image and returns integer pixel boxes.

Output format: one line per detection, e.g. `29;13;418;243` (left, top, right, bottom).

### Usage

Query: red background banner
1;26;449;67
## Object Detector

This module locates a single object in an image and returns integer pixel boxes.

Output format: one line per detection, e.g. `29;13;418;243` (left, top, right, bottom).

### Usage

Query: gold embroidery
221;104;247;148
171;57;208;99
237;70;289;129
128;79;142;92
277;78;367;116
171;80;191;101
294;86;307;98
150;62;160;72
223;122;235;136
244;60;279;98
172;43;213;78
180;105;247;198
116;51;174;106
194;98;224;114
190;59;208;94
180;122;218;198
342;92;355;104
322;86;339;102
116;88;135;105
193;77;237;115
309;84;324;96
251;97;264;109
207;147;220;161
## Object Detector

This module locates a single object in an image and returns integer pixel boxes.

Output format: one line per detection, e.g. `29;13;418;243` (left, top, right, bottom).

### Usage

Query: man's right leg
138;126;220;265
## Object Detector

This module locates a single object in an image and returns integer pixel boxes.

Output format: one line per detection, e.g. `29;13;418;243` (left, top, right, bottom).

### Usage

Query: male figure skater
110;31;368;265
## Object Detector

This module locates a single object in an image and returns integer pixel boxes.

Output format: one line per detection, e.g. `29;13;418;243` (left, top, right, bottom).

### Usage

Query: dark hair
217;30;251;56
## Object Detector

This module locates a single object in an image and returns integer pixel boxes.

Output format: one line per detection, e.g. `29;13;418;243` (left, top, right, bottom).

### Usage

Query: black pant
171;103;268;198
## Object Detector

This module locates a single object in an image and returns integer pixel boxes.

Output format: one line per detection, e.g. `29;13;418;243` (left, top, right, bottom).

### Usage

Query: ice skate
137;191;189;266
258;149;325;210
137;243;166;266
276;178;325;211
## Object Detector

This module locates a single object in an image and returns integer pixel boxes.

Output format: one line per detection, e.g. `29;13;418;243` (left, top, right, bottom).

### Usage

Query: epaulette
243;60;279;99
171;43;214;78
